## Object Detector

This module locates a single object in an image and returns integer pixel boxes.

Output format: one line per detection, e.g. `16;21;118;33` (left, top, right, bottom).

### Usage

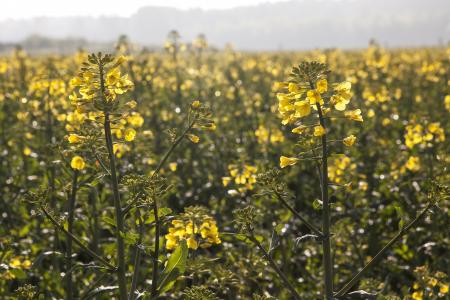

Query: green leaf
120;231;139;245
102;216;116;227
157;240;188;293
235;233;248;241
254;235;264;243
159;207;173;217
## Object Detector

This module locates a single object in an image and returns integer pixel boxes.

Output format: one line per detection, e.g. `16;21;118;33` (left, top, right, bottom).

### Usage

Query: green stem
250;234;301;300
335;202;433;297
151;199;161;297
41;206;116;270
104;112;128;300
273;191;323;237
313;83;333;299
99;60;127;299
129;209;144;300
66;170;78;300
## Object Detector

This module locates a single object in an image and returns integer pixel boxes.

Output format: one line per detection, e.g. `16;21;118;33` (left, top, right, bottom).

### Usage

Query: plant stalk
66;170;78;300
104;112;128;300
315;98;333;299
150;199;161;297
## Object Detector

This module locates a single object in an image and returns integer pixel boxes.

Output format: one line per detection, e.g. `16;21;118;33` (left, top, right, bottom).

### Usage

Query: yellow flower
187;134;200;143
412;291;423;300
23;147;32;156
165;208;221;251
294;100;311;118
405;156;420;172
9;258;22;268
222;177;231;186
191;100;201;108
187;237;198;250
165;234;178;250
68;134;83;143
316;78;328;94
127;113;144;127
331;81;352;111
71;156;86;170
169;162;177;171
124;128;136;142
345;109;363;122
21;260;31;269
428;278;438;287
343;135;356;146
445;95;450;111
125;100;137;109
280;156;299;168
440;284;449;294
306;90;323;105
313;125;326;137
288;82;300;93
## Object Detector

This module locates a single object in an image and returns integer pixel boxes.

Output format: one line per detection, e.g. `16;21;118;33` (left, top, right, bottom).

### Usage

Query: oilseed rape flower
405;122;445;149
254;125;284;144
316;78;328;94
404;156;421;172
331;81;352;111
328;155;356;184
71;156;86;170
187;134;200;143
165;206;221;251
343;135;356;147
70;54;133;110
313;125;326;137
124;128;136;142
222;164;258;192
280;156;299;168
345;109;363;122
68;134;84;144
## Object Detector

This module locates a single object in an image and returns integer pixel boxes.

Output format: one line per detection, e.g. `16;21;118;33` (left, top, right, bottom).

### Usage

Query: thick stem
66;170;78;300
151;200;161;297
99;60;128;299
104;112;128;300
250;235;301;300
315;98;333;299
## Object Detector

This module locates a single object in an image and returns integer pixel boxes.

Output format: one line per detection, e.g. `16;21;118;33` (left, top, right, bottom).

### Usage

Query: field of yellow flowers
0;34;449;299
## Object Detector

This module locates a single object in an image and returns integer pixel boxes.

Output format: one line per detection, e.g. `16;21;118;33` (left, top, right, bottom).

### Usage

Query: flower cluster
222;164;258;193
405;122;445;149
70;54;133;108
328;155;356;185
66;53;140;169
254;124;284;145
275;62;363;168
0;256;32;280
165;206;221;251
410;266;448;300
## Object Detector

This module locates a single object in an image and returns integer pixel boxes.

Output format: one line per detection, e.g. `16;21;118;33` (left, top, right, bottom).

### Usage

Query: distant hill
0;0;448;50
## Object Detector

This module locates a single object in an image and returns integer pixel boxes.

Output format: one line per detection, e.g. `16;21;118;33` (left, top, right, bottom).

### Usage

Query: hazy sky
0;0;294;20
